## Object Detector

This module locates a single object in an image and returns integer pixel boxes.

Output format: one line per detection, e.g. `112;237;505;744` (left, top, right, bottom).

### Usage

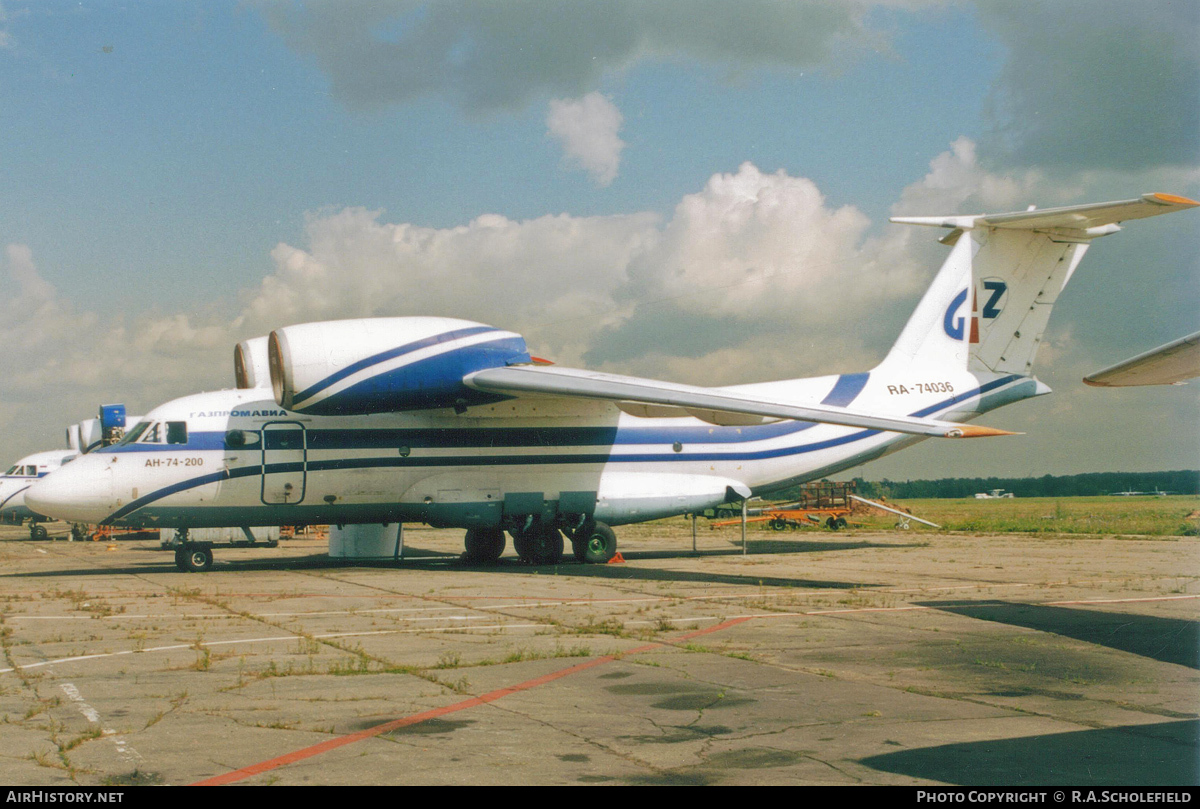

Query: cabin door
261;422;307;505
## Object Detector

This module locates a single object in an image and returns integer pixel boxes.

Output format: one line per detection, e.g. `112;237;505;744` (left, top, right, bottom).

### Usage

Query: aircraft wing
891;193;1199;232
1083;331;1200;387
464;365;1015;439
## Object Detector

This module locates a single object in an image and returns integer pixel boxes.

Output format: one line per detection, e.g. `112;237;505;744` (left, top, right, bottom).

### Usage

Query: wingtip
948;425;1022;438
1147;192;1200;207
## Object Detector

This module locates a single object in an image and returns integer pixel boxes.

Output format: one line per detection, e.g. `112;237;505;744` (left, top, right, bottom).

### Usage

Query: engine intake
234;336;271;389
268;317;531;415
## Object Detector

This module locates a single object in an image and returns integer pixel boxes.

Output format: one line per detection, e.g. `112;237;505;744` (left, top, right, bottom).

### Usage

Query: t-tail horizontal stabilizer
883;192;1199;378
890;193;1199;235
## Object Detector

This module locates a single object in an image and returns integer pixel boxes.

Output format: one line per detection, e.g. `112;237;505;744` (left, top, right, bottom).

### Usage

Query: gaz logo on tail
979;278;1007;319
943;280;1008;341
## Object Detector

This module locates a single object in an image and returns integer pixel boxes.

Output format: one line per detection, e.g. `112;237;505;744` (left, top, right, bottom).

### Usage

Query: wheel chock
608;552;626;564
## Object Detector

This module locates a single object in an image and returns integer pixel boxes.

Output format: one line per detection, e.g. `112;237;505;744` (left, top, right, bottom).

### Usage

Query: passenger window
166;422;188;444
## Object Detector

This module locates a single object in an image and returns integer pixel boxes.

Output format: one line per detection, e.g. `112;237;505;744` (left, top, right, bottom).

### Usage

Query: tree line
841;470;1200;500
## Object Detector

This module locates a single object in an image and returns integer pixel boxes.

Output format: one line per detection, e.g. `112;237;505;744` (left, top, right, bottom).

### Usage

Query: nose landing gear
174;545;213;573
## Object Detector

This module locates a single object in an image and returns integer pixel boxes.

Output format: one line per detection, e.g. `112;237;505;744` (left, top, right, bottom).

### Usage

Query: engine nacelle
234;336;271;389
268;317;532;415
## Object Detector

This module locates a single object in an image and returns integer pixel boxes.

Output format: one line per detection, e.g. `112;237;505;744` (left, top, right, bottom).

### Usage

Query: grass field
699;495;1200;538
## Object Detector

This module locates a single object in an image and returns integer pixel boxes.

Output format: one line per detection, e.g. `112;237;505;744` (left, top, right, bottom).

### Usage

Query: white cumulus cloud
546;92;626;187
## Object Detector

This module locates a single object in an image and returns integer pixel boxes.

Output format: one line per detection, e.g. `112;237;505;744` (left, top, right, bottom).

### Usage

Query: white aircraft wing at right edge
1084;331;1200;387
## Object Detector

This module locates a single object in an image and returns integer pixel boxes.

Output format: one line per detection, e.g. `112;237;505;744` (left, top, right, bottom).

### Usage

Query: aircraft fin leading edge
883;193;1199;376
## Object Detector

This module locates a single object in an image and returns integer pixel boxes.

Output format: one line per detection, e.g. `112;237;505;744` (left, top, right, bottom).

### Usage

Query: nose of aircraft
0;479;24;517
26;457;115;524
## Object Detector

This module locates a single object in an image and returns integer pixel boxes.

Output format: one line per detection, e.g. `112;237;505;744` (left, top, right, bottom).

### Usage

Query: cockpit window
5;465;17;475
117;422;151;446
113;420;187;446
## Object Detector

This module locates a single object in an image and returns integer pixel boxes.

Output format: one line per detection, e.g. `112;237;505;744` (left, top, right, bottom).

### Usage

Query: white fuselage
0;450;79;522
27;366;1041;530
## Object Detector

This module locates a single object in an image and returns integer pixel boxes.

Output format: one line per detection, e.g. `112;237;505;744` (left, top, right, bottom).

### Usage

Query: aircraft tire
463;527;505;563
525;524;563;565
30;524;48;541
568;518;595;562
182;546;213;573
579;522;617;564
174;549;188;571
511;530;531;561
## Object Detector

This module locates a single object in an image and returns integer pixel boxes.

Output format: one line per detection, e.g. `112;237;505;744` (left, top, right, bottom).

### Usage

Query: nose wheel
174;546;213;572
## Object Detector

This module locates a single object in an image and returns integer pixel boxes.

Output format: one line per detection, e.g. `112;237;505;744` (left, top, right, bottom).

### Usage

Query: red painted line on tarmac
193;616;752;786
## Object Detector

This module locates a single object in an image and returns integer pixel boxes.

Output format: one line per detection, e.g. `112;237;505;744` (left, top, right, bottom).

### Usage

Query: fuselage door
261;422;306;505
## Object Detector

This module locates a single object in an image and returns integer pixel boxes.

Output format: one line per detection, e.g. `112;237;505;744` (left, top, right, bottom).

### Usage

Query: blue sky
0;0;1197;479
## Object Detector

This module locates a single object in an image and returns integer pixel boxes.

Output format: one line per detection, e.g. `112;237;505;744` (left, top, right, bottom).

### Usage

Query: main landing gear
567;519;617;564
460;519;618;566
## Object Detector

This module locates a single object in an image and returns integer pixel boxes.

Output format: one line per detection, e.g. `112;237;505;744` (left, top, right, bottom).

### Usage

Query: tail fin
881;193;1199;374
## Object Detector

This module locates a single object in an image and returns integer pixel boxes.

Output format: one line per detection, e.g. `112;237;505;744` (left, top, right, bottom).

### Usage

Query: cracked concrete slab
0;520;1196;785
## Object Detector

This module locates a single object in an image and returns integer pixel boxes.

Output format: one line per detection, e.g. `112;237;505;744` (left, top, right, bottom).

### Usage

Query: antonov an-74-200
27;193;1198;570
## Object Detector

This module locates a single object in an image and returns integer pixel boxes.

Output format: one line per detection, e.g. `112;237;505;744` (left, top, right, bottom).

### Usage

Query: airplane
26;193;1198;571
0;407;144;540
0;449;78;538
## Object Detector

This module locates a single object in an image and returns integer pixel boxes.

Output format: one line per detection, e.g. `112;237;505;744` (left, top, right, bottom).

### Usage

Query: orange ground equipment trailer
711;481;857;531
709;482;941;532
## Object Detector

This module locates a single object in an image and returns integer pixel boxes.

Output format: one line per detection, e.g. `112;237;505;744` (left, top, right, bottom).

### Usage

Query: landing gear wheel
568;518;594;562
514;523;563;565
174;548;187;571
29;524;47;541
575;521;617;564
182;546;213;573
462;527;506;563
511;530;531;560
